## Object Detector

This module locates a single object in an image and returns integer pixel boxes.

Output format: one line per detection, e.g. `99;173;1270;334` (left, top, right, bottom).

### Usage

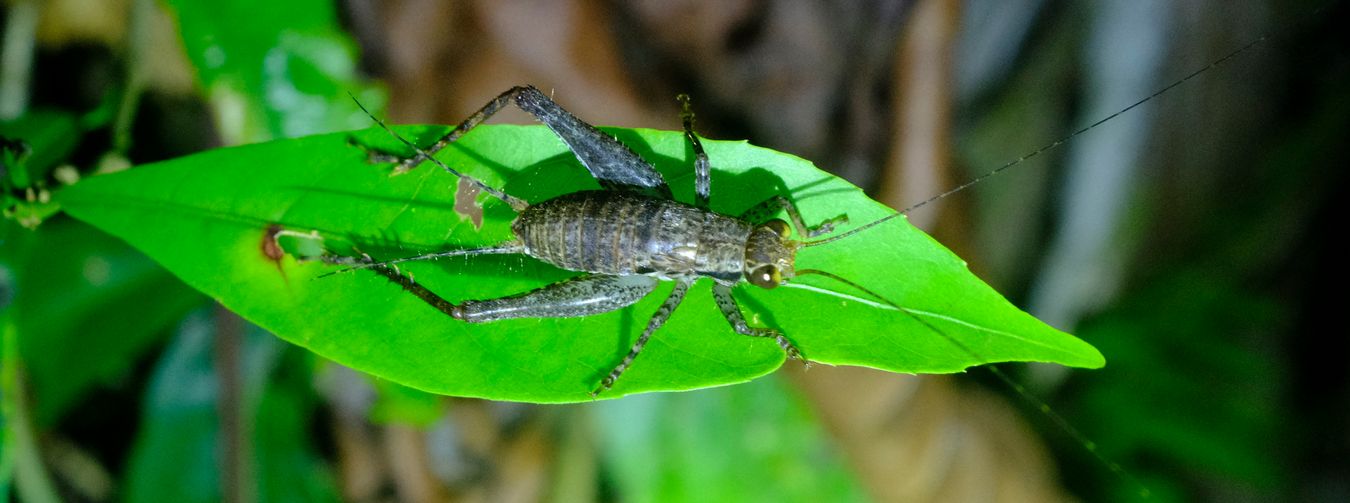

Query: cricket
330;85;872;396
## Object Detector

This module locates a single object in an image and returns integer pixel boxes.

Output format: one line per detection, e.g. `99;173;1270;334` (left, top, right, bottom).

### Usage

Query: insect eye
748;266;780;289
765;219;791;238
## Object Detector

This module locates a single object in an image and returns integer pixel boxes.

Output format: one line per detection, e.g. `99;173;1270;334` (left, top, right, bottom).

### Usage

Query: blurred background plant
0;0;1345;501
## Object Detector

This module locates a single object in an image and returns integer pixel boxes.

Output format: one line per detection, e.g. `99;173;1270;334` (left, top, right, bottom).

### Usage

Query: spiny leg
385;87;522;174
677;94;711;209
365;264;460;317
456;274;657;323
359;266;656;325
593;279;692;396
739;195;847;238
318;242;523;312
359;85;669;197
712;283;805;363
319;243;524;277
322;245;526;315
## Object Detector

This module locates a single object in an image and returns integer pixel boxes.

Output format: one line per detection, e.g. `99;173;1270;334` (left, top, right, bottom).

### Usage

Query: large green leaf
57;124;1102;402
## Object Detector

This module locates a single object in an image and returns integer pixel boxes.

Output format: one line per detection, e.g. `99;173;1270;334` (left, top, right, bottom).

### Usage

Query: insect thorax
512;191;753;283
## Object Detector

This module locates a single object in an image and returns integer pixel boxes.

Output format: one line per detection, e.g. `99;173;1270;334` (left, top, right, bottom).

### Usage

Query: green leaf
596;375;867;502
163;0;382;142
57;124;1102;403
0;109;80;190
2;218;205;424
1;110;81;228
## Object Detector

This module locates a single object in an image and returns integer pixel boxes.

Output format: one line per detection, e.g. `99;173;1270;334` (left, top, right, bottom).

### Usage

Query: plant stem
214;306;253;503
112;0;154;154
0;0;38;120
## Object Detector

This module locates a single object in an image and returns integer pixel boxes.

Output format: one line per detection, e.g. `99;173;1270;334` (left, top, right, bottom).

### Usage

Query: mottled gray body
513;191;752;284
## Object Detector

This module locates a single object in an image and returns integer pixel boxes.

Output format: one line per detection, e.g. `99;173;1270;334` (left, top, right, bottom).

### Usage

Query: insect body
512;191;753;285
342;85;846;395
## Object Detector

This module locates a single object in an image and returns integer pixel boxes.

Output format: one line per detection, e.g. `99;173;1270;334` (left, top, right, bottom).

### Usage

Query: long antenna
803;28;1274;248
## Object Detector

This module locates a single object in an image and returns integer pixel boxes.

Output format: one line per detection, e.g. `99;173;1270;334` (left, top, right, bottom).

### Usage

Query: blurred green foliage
122;312;338;503
596;375;868;503
162;0;383;143
1071;275;1287;500
0;111;79;229
7;217;204;425
1;322;17;498
0;110;78;191
2;0;380;500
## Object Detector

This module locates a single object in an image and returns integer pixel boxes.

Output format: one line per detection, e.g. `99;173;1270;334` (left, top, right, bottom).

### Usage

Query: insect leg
513;87;672;197
320;243;524;275
350;96;528;210
738;195;848;238
593;279;692;396
364;264;460;317
455;274;657;323
677;94;711;208
366;86;670;197
376;87;523;174
711;283;805;362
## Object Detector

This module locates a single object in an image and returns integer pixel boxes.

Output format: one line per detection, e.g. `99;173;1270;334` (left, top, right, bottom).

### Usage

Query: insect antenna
800;26;1276;250
793;267;1152;498
348;94;529;212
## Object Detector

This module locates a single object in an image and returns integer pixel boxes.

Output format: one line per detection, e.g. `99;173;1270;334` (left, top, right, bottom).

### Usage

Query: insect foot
317;251;372;267
777;333;808;365
760;326;810;369
345;135;410;171
807;214;849;239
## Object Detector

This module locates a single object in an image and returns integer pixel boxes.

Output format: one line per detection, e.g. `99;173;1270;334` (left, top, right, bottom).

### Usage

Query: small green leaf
1;110;81;228
0;110;80;189
164;0;382;143
58;125;1102;402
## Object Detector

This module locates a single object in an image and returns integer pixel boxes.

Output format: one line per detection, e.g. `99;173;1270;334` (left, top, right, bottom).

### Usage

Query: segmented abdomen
512;191;751;282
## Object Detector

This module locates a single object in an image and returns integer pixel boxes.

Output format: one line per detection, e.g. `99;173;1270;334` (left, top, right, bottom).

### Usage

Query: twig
213;306;253;503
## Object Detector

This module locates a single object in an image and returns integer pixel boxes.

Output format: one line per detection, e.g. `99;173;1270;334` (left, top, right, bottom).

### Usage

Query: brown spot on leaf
455;177;484;229
262;224;288;282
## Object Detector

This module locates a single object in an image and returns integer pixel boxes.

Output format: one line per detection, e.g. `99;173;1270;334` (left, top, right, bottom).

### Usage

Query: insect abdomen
513;191;751;282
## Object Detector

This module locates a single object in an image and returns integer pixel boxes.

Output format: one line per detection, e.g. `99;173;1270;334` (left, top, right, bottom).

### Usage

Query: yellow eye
748;266;780;289
764;219;791;238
